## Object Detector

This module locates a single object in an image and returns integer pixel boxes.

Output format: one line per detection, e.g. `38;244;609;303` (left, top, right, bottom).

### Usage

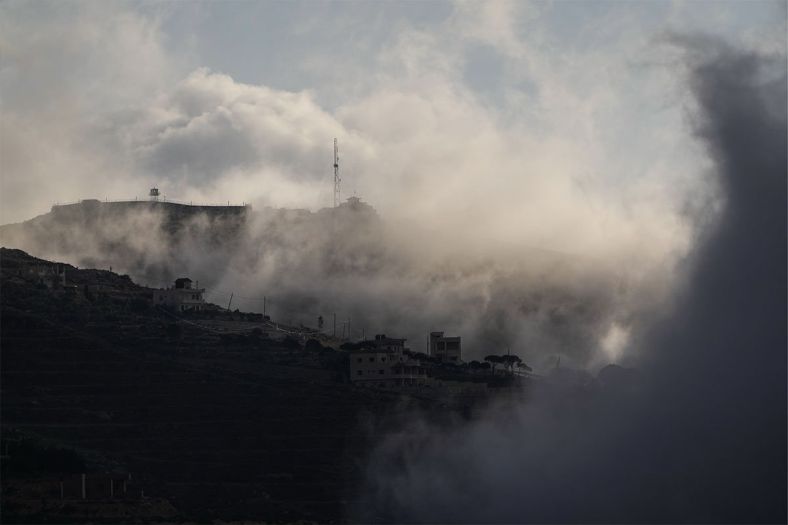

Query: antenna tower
333;138;341;207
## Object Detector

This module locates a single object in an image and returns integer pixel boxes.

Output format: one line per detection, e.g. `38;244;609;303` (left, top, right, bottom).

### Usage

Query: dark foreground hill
0;248;422;523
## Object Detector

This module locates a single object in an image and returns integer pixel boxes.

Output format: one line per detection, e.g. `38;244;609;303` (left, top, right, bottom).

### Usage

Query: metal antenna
333;138;341;207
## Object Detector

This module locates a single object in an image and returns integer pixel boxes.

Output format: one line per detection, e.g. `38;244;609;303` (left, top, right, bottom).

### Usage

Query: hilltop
0;196;382;288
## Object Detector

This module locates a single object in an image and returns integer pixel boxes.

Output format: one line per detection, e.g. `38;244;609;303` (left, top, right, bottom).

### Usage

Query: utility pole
263;296;266;317
333;138;341;208
333;313;336;337
227;293;233;311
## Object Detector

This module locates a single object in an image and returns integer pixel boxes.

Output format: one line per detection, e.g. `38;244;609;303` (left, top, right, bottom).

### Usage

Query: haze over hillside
1;195;657;369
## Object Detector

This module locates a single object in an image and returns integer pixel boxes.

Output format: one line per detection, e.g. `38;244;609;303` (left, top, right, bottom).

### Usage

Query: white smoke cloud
4;1;780;368
354;37;787;522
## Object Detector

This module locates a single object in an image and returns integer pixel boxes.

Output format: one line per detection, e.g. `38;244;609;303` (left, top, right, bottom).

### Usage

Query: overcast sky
1;1;783;221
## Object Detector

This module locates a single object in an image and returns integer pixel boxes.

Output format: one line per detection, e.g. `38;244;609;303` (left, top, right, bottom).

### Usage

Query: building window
369;357;375;362
437;342;446;350
379;369;385;375
357;357;362;363
381;357;386;362
357;371;363;376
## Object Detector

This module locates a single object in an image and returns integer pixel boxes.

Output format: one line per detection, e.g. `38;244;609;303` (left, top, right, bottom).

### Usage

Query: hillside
0;248;423;523
0;196;616;370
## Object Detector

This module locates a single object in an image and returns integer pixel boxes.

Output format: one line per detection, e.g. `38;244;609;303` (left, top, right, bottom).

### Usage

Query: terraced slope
0;249;415;523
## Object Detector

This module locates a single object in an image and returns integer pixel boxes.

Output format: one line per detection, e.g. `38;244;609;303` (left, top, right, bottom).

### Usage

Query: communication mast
333;138;341;208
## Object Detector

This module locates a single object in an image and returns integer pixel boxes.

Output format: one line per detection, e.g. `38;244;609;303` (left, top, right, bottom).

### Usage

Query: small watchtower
149;187;160;201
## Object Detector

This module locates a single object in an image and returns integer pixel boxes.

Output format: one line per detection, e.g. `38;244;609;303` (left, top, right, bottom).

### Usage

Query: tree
484;355;503;374
501;354;522;375
517;362;533;375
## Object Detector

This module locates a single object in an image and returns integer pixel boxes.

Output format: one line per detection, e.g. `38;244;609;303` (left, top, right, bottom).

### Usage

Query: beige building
153;277;206;312
349;334;429;388
371;333;407;352
430;331;462;362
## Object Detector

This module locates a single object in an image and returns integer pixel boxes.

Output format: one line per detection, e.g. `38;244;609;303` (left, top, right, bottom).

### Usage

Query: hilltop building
152;277;206;312
349;334;428;388
371;333;407;352
50;195;250;216
430;331;462;362
348;333;489;399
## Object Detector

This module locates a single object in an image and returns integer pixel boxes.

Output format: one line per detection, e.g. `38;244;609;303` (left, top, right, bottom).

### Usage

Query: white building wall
430;332;462;362
153;287;206;311
349;351;429;387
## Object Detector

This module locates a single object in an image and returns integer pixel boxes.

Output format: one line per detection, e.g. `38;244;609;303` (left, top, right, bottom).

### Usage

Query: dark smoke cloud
354;39;786;523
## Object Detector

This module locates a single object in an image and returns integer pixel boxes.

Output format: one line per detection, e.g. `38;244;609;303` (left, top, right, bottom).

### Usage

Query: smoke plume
353;38;787;524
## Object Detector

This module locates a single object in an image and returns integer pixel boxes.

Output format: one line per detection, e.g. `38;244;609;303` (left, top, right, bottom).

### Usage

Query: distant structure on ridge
50;187;249;215
430;331;462;362
153;277;206;312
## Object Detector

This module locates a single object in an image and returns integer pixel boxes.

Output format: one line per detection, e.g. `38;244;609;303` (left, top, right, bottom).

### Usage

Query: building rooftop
373;334;407;345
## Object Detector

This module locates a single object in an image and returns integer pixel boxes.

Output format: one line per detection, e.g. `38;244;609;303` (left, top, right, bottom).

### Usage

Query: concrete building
349;335;429;388
371;333;407;352
430;331;462;362
153;277;206;312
